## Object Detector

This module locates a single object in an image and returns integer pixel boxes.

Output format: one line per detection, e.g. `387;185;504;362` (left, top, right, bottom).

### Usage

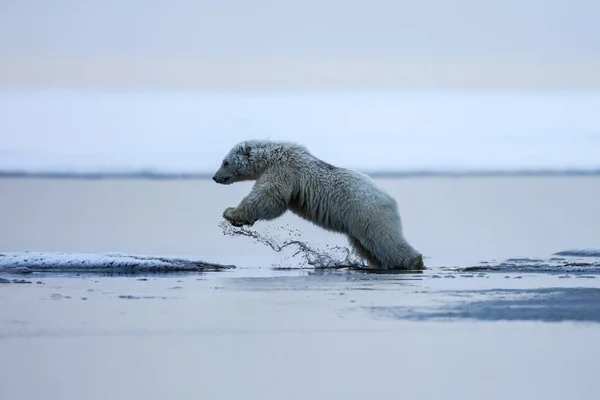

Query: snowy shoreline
2;90;600;175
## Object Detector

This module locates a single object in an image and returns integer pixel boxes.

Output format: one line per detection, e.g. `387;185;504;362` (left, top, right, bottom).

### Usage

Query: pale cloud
1;0;599;90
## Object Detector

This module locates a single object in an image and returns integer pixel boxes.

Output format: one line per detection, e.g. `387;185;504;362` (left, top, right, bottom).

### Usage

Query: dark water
366;287;600;323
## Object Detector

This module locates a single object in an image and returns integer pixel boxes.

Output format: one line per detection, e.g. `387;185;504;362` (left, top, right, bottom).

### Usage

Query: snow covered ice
1;88;599;175
0;252;234;273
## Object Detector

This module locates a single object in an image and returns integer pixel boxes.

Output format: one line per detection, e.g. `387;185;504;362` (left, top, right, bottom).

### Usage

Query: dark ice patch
460;256;600;274
118;295;168;300
50;293;71;300
364;288;600;323
554;249;600;257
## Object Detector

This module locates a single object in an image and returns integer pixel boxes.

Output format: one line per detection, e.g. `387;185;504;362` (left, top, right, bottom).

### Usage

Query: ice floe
0;252;235;274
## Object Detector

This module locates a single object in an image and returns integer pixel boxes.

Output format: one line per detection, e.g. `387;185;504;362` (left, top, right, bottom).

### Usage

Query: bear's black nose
212;176;217;182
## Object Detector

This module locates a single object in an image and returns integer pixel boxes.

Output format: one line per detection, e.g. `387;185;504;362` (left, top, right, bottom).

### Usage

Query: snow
1;88;599;174
0;252;235;273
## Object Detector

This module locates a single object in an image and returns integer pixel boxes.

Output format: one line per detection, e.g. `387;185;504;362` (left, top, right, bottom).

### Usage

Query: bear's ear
241;143;252;157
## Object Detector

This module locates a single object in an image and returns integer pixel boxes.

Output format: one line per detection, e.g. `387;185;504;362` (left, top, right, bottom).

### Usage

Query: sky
1;0;599;90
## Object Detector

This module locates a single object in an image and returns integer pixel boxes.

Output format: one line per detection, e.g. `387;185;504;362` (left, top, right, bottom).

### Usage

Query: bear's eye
223;160;229;167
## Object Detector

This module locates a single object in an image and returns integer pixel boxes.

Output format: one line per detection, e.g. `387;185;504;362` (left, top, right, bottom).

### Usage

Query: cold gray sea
1;176;599;400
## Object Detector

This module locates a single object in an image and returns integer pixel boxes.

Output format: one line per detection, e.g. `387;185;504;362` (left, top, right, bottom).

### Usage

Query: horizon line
2;168;600;180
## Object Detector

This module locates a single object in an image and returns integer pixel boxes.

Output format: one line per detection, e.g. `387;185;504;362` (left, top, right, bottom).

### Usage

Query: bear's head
212;141;262;185
213;139;307;184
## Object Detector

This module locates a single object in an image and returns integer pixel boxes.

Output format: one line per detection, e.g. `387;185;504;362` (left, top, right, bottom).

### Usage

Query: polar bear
212;139;424;270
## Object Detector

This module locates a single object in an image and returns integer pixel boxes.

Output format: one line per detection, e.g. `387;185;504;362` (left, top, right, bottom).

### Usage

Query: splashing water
218;218;365;269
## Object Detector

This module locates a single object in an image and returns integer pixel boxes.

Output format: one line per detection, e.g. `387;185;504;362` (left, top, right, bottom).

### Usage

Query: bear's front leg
222;206;255;227
222;184;287;227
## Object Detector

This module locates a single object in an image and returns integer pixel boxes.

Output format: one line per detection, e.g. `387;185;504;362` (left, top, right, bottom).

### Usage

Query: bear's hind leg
348;236;382;268
359;234;424;270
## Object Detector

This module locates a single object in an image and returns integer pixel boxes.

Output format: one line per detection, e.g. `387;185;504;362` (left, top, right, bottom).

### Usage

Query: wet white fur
212;139;424;270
